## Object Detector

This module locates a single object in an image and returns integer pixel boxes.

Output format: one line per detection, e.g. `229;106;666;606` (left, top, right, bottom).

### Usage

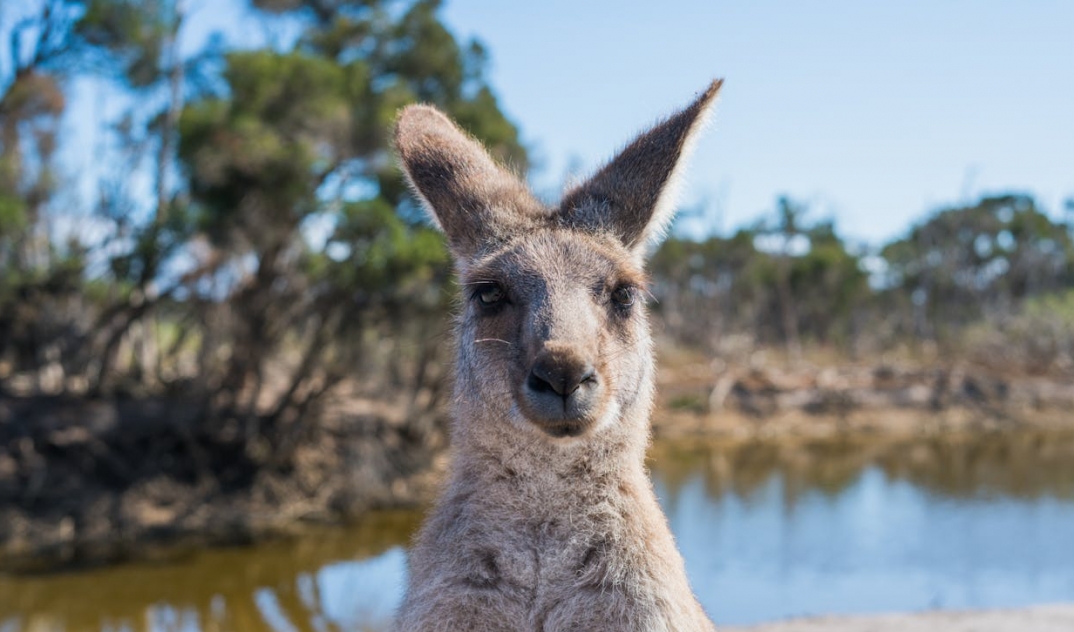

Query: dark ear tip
700;78;724;105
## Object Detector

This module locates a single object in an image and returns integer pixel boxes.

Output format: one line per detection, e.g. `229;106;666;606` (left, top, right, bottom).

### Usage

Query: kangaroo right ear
394;105;541;261
558;80;722;258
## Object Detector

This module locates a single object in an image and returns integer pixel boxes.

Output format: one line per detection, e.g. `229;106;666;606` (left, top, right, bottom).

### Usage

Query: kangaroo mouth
529;416;594;438
514;342;606;438
516;379;603;438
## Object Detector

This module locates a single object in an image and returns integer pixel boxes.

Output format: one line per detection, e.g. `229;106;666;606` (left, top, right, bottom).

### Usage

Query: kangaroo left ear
394;104;542;262
558;79;723;256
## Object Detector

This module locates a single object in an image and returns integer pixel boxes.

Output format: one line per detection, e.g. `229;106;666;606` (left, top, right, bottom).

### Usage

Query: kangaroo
393;80;723;632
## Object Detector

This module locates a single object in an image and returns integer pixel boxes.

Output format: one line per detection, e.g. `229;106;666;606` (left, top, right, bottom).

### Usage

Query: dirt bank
727;604;1074;632
653;357;1074;439
4;356;1074;572
0;394;444;572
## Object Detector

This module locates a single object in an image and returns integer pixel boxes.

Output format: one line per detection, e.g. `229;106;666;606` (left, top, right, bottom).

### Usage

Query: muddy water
3;430;1074;629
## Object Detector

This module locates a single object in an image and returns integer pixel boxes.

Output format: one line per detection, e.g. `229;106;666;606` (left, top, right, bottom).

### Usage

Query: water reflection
652;430;1074;505
0;512;420;632
3;430;1074;630
658;431;1074;624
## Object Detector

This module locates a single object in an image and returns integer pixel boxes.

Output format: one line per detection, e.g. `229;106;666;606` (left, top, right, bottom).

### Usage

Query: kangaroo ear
394;105;541;261
558;80;723;256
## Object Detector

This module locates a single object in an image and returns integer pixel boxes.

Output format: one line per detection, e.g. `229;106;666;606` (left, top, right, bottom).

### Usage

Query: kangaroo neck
448;409;652;507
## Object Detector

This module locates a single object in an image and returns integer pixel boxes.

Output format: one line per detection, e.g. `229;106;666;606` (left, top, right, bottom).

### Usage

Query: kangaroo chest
424;492;682;631
455;512;609;593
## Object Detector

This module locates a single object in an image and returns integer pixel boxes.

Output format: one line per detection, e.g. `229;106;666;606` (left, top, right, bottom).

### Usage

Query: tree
0;0;528;447
167;0;527;446
651;196;867;358
881;194;1074;340
650;229;762;354
0;0;77;272
754;197;807;360
749;197;866;357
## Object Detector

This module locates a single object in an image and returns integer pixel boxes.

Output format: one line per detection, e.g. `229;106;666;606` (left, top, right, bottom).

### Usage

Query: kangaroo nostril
528;370;556;394
528;358;597;398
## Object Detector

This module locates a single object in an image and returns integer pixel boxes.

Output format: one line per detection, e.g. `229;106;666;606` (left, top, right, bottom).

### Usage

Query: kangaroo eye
611;285;636;307
476;284;506;307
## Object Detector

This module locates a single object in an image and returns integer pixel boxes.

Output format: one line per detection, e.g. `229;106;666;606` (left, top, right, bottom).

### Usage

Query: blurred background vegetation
2;0;1074;570
5;0;1074;413
0;0;528;570
3;1;1074;630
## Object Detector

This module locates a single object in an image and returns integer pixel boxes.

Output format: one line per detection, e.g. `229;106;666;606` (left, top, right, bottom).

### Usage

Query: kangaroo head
395;81;721;442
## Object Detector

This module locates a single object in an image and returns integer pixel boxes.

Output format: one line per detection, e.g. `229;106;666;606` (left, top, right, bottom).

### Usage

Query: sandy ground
726;604;1074;631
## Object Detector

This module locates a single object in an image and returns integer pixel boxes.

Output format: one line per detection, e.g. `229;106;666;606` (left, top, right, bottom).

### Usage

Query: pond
3;430;1074;630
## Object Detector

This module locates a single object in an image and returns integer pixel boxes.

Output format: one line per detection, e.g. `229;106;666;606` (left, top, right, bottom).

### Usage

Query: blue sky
439;0;1074;244
45;0;1074;247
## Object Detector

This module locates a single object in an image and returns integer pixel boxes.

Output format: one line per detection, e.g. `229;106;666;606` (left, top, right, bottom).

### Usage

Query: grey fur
393;80;723;632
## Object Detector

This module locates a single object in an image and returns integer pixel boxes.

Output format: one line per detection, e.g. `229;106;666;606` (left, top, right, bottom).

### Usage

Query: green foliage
652;198;868;351
76;0;173;87
3;0;1074;429
962;289;1074;375
881;194;1074;337
0;0;524;433
107;201;194;286
324;197;449;290
0;11;68;276
1024;290;1074;321
160;0;523;424
668;393;708;414
789;226;868;343
179;50;354;246
0;194;27;233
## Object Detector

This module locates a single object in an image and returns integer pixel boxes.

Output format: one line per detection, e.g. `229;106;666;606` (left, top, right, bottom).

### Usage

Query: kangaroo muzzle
520;341;603;437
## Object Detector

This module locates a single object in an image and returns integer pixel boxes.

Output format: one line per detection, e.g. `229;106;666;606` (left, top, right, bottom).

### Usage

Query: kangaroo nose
521;342;603;432
528;352;596;397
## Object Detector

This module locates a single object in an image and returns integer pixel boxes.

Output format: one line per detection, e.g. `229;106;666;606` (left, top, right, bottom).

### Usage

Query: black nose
528;355;596;397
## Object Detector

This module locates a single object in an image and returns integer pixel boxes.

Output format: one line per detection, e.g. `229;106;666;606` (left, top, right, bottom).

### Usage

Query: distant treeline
3;0;1074;450
650;194;1074;374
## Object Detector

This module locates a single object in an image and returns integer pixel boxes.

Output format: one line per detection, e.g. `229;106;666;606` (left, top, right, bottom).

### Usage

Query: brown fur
394;80;723;632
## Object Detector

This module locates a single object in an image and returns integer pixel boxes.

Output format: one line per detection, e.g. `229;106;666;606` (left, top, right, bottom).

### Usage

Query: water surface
3;430;1074;630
